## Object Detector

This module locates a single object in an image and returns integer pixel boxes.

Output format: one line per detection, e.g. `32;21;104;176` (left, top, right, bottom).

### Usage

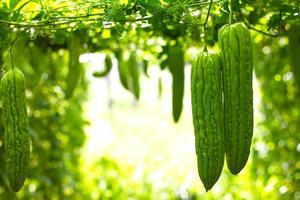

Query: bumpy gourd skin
1;68;30;192
191;52;225;191
219;23;253;175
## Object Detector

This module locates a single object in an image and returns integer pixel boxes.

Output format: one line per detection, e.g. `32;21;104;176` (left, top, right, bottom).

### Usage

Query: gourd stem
203;45;208;52
204;0;214;30
203;0;213;49
229;0;233;24
9;30;26;70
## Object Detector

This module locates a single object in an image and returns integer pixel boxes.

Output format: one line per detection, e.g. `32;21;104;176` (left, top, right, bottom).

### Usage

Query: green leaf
10;0;21;9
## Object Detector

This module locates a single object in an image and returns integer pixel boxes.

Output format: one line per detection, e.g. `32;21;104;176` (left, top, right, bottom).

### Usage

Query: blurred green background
0;0;300;199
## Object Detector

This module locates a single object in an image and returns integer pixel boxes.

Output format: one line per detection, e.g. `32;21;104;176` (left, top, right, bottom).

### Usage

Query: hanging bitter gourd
142;59;150;78
116;49;130;90
191;52;225;191
168;44;185;123
116;50;140;99
1;68;30;192
93;53;113;77
218;22;253;175
128;52;140;100
65;35;83;99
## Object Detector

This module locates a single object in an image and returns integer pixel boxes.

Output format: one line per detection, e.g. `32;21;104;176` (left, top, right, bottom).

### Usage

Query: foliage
84;157;187;199
0;36;88;199
251;33;300;199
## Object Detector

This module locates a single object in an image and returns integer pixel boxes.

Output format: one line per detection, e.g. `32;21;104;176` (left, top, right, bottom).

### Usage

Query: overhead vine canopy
1;0;299;43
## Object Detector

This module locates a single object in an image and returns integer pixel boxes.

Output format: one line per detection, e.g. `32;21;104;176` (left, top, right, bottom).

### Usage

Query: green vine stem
9;30;26;70
229;0;233;24
0;0;283;42
204;0;214;31
203;0;213;49
243;20;280;37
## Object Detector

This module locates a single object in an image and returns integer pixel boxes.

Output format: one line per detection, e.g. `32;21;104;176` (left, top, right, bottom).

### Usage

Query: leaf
32;10;45;20
9;0;21;9
267;14;281;30
106;4;126;22
231;0;240;12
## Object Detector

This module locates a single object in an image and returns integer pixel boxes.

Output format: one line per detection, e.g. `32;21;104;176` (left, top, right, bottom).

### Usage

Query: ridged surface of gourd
191;52;224;191
218;23;253;175
168;44;185;122
1;68;30;192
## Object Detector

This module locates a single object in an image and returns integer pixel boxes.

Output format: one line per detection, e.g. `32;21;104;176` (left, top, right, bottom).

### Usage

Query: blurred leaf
9;0;21;9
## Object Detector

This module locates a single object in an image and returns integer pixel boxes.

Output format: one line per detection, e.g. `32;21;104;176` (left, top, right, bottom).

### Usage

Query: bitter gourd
65;35;83;99
116;51;140;99
93;54;113;77
116;49;130;90
1;68;30;192
218;22;253;175
191;52;224;191
168;44;185;123
128;52;140;100
142;59;149;78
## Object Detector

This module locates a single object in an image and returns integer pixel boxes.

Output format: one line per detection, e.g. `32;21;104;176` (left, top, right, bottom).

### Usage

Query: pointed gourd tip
229;167;241;175
173;109;183;123
203;182;214;192
10;183;22;193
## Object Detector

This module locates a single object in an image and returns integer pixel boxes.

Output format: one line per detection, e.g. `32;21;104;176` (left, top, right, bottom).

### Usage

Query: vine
9;31;26;70
0;1;219;30
0;0;299;40
203;0;214;50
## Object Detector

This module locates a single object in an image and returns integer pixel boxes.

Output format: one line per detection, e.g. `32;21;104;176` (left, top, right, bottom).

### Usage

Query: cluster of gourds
0;22;253;193
191;22;254;191
93;44;185;123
